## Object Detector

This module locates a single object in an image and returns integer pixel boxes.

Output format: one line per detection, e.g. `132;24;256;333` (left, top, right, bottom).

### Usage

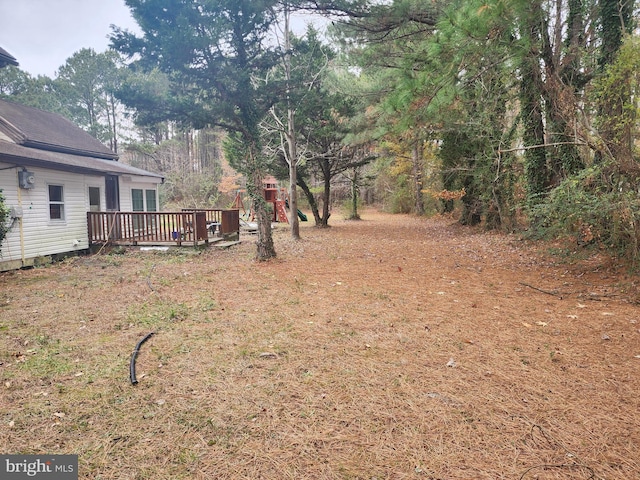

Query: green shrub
0;190;10;256
531;163;640;265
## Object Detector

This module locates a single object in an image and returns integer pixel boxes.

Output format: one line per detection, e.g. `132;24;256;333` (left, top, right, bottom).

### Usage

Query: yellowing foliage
423;188;467;201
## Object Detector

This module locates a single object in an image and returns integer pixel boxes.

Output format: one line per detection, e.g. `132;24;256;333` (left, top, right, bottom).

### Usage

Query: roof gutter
0;153;164;181
22;140;118;161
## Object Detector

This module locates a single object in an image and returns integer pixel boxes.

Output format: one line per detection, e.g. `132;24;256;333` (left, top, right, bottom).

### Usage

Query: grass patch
1;211;638;479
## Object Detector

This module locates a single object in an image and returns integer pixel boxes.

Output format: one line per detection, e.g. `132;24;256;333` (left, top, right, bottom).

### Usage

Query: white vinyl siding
120;176;161;211
0;166;21;264
0;163;160;270
18;170;86;259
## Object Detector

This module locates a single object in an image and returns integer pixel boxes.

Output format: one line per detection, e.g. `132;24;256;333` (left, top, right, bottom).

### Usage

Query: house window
131;189;144;212
132;189;158;212
48;185;65;220
145;190;157;212
105;175;119;211
89;187;100;212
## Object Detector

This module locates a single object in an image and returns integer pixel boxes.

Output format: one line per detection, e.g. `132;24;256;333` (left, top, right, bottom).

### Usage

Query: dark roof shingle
0;98;117;160
0;47;18;68
0;141;163;179
0;98;163;181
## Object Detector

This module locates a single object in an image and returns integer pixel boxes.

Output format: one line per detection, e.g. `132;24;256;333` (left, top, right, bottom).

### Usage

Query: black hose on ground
129;332;155;385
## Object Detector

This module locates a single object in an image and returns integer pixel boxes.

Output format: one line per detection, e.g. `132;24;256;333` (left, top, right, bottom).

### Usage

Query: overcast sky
0;0;141;78
0;1;325;79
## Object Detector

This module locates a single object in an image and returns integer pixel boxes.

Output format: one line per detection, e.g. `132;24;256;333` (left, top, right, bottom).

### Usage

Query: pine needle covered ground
1;210;639;479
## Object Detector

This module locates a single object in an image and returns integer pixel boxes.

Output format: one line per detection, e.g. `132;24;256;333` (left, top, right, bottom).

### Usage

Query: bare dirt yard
1;210;639;479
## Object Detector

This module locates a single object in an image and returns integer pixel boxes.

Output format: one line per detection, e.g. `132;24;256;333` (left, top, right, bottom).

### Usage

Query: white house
0;98;164;271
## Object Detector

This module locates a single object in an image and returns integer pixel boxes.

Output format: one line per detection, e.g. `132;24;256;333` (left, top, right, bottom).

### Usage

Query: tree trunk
349;168;360;220
247;147;276;261
283;5;300;240
286;103;300;237
520;7;550;207
599;0;633;67
298;176;321;225
596;0;636;165
321;174;331;227
412;141;425;215
289;158;300;238
110;93;118;154
460;172;482;226
254;197;276;260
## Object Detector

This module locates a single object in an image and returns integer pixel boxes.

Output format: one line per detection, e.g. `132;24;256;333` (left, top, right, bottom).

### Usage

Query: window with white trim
48;185;65;220
131;189;144;212
145;189;157;212
88;186;100;212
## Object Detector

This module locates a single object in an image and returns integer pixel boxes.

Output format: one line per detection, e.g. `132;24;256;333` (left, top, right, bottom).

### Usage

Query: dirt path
1;210;639;479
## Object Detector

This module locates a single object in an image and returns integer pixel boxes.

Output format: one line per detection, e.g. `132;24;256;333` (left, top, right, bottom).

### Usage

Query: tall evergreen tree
111;0;282;260
56;49;122;150
0;67;66;116
519;0;550;205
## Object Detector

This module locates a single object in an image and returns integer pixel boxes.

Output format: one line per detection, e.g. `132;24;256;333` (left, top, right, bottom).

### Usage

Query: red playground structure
233;176;307;224
262;176;289;223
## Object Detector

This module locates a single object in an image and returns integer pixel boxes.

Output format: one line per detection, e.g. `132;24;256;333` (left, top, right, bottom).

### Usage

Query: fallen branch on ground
519;282;564;299
130;332;155;385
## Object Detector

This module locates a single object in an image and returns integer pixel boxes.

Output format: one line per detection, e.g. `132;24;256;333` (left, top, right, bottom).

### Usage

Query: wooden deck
88;209;240;247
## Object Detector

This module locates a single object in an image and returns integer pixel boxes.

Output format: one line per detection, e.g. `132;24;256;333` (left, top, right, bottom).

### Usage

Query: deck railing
181;208;222;224
88;209;239;246
181;208;240;237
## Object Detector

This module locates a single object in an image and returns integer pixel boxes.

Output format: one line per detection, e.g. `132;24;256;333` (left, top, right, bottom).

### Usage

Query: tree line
338;0;639;264
1;0;638;263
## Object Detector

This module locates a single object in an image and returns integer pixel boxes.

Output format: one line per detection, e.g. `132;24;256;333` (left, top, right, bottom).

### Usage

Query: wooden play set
232;176;307;224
